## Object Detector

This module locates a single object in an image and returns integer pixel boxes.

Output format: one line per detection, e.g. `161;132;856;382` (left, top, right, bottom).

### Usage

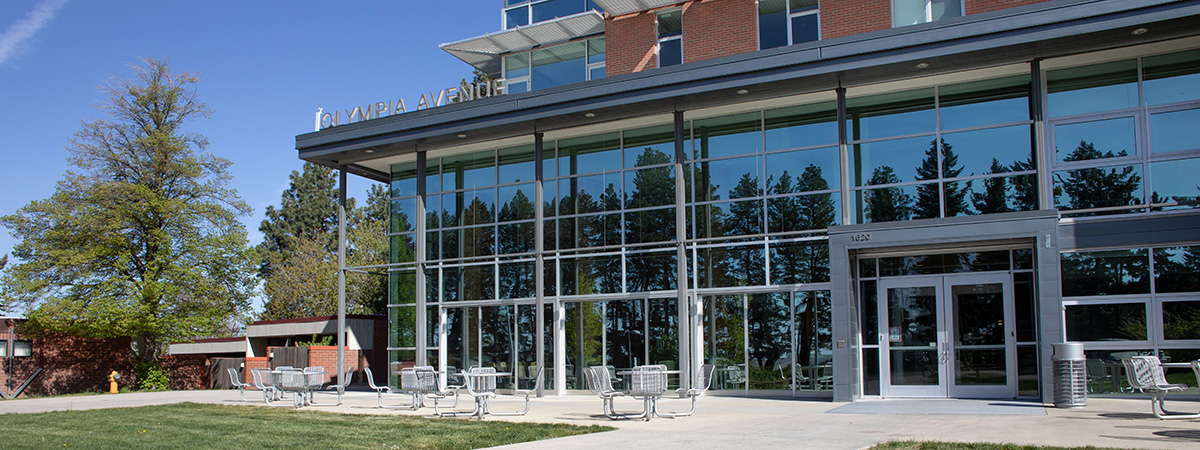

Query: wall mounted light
585;112;596;118
456;133;467;138
1131;28;1148;35
915;62;930;69
736;89;749;95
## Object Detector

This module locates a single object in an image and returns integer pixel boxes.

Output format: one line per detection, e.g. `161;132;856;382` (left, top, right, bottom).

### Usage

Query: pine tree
915;138;969;218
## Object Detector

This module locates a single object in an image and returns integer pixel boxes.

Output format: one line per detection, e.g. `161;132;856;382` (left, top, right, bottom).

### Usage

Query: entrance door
879;274;1015;398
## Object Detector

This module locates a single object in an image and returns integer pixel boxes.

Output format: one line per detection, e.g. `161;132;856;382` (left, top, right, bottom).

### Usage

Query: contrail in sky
0;0;71;68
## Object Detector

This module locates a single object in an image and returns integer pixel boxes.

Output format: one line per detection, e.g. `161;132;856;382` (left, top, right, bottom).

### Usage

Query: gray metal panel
168;340;247;355
829;210;1060;250
1058;211;1200;251
298;0;1200;173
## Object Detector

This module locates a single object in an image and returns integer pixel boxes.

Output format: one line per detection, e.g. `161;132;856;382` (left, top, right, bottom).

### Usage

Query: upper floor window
759;0;819;50
504;0;601;29
503;37;605;93
658;10;683;68
892;0;962;28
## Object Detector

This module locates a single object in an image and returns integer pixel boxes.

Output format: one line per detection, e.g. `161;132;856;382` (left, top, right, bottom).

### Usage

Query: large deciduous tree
0;58;258;361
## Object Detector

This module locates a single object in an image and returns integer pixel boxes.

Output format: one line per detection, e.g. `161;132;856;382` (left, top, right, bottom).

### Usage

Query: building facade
297;0;1200;402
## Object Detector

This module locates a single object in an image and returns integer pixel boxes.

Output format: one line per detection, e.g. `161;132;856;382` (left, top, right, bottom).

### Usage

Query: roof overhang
299;0;1200;182
592;0;682;16
440;10;605;74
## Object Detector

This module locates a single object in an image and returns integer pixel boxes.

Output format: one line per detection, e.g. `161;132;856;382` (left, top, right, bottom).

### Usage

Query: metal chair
585;366;641;420
250;368;283;405
437;367;496;418
277;369;309;408
309;366;352;406
657;364;715;418
227;368;262;402
488;366;542;416
627;365;666;420
1122;356;1197;420
363;367;405;409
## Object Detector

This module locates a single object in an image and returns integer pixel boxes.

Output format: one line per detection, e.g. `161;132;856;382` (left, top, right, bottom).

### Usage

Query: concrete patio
2;389;1199;449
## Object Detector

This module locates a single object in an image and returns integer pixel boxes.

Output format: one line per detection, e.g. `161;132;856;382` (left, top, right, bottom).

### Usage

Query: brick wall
245;356;269;388
1;332;135;397
607;0;1061;72
607;10;659;76
966;0;1053;14
305;346;362;385
822;0;892;39
161;354;207;390
683;0;758;64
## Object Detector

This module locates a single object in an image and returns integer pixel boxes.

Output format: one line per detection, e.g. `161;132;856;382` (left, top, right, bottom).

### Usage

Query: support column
534;132;546;397
415;152;428;366
337;166;347;391
673;111;692;391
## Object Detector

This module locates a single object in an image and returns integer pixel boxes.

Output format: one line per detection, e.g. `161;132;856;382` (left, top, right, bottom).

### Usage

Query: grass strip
1;402;612;450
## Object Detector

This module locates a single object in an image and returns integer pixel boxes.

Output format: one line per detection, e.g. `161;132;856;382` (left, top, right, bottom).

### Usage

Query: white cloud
0;0;70;69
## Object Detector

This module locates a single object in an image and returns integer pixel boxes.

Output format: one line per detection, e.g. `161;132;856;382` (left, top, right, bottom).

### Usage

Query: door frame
878;273;1016;399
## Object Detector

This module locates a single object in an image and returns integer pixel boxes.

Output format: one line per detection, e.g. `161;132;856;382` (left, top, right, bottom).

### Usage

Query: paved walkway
3;389;1199;449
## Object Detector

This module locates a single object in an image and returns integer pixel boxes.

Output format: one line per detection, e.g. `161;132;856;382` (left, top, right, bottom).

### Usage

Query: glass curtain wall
846;75;1037;224
387;163;420;385
504;0;602;29
702;290;832;394
1061;245;1200;394
504;37;605;94
690;99;839;289
1046;49;1200;217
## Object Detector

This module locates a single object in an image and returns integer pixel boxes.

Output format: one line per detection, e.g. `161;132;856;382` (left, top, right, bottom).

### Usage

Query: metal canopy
440;11;605;74
592;0;682;16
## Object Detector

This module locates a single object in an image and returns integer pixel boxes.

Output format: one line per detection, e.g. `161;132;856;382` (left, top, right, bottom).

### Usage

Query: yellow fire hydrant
109;371;121;394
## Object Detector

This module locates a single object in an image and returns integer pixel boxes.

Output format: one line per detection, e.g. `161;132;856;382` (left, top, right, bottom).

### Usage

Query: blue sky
0;1;498;308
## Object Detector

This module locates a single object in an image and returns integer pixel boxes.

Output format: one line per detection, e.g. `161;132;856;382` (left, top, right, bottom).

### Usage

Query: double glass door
879;274;1015;398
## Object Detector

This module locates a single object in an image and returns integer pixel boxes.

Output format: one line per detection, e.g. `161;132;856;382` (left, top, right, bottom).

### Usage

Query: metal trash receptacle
1052;342;1087;408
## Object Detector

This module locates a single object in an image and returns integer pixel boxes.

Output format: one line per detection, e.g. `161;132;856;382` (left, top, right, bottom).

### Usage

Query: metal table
438;369;512;419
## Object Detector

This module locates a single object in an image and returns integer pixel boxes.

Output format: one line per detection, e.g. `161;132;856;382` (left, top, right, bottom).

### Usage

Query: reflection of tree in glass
747;295;789;372
1153;246;1200;293
647;299;678;367
481;306;514;368
916;138;969;218
769;165;834;283
1060;250;1149;296
625;148;676;292
1055;140;1141;211
606;299;646;368
498;189;534;298
1009;155;1038;211
565;302;604;386
795;292;832;367
864;166;913;222
1162;302;1200;341
974;159;1012;214
705;296;746;367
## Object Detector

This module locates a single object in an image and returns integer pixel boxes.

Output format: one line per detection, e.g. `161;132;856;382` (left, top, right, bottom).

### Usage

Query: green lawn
872;441;1132;450
1;402;612;450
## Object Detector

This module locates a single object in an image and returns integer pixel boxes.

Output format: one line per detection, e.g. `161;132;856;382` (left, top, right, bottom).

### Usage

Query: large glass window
657;10;682;68
847;75;1036;224
893;0;963;28
1046;49;1200;216
503;0;601;29
1061;246;1200;374
759;0;819;50
503;37;605;93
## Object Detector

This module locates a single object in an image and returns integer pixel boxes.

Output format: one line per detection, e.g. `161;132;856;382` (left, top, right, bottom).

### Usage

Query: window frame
891;0;965;28
656;9;683;68
758;0;821;50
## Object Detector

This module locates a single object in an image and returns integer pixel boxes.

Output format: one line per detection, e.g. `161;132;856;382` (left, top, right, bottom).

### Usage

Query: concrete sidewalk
2;389;1199;449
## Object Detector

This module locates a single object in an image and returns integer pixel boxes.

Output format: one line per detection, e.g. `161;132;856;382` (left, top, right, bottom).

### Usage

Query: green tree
347;184;391;315
1009;155;1039;211
257;163;349;276
0;58;257;361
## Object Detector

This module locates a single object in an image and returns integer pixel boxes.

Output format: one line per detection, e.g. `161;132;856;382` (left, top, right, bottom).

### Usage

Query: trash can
1052;342;1087;408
